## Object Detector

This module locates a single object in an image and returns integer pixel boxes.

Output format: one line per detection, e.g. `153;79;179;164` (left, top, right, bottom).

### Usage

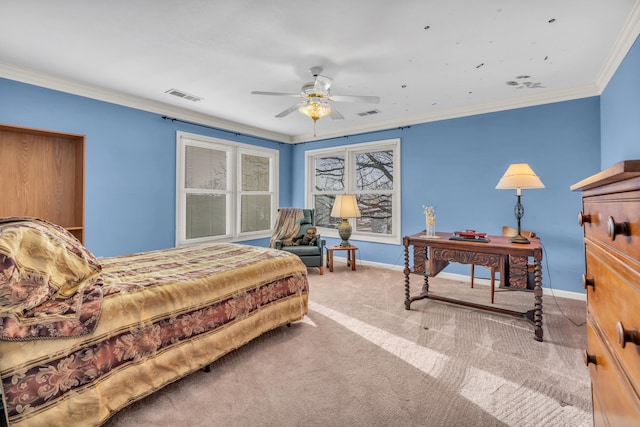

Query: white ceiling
1;1;639;143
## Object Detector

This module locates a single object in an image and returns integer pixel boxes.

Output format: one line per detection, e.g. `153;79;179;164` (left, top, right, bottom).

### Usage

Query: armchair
272;208;325;274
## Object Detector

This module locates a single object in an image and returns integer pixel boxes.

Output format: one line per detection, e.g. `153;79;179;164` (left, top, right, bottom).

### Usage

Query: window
306;139;401;245
176;131;278;245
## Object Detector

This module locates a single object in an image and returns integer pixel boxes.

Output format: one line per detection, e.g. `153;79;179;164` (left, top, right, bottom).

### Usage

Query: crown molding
596;0;640;90
291;83;601;143
0;62;293;144
0;46;625;145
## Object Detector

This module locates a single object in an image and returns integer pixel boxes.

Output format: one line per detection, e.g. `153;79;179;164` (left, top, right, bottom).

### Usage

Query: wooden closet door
0;124;85;242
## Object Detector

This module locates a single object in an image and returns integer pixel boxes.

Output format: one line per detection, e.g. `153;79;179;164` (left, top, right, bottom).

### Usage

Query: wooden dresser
571;160;640;426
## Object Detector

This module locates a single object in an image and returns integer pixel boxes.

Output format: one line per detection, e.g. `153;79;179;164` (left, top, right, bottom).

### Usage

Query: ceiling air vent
165;88;203;102
357;109;381;117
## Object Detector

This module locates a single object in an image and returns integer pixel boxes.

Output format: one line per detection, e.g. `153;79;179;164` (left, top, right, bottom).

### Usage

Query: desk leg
404;240;429;310
404;242;412;309
533;258;544;341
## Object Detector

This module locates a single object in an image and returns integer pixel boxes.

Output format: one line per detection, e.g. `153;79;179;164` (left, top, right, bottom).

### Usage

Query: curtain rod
162;115;410;146
161;116;288;145
293;125;411;145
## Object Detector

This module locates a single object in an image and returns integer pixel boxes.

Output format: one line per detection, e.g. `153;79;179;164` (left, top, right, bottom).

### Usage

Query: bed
0;217;309;427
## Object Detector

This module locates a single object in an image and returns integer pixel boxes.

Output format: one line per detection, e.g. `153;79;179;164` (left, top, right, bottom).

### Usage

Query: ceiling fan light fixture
299;101;332;122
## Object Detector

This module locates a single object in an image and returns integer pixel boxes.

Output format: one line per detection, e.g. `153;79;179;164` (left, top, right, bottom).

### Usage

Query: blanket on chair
269;208;304;248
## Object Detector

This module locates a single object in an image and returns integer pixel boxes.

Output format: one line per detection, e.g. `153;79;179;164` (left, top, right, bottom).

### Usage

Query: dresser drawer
574;162;640;426
582;190;640;261
586;320;640;426
585;244;640;394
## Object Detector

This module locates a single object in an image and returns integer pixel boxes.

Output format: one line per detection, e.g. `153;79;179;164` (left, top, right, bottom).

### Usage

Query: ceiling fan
251;67;380;132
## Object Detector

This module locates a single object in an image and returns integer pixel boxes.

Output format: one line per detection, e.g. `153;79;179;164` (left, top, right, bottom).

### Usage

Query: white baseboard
347;257;587;302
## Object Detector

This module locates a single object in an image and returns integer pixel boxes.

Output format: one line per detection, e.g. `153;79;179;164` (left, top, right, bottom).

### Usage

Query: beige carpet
106;262;591;426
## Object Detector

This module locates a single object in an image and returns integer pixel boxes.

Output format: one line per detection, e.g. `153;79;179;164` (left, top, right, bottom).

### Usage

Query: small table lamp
331;194;361;247
496;163;545;244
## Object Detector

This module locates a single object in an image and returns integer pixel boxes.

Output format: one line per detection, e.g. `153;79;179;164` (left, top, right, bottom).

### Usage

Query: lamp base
509;234;530;244
338;218;352;247
510;194;530;244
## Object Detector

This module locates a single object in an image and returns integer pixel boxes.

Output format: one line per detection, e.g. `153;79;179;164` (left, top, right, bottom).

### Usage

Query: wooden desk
403;231;544;341
326;245;357;272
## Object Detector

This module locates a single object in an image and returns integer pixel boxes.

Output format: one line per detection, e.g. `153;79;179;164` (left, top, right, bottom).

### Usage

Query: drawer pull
583;350;597;366
582;274;595;290
578;212;591;226
607;216;630;241
616;321;640;348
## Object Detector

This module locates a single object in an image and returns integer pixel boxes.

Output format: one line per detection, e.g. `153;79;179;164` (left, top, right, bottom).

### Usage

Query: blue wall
0;78;293;257
601;34;640;167
4;57;638;294
292;98;601;293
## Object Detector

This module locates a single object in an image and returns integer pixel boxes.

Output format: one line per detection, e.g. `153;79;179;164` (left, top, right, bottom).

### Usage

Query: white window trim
305;138;401;245
176;131;279;246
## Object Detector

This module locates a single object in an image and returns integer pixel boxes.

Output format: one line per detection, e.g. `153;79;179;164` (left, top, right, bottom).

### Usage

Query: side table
326;245;358;272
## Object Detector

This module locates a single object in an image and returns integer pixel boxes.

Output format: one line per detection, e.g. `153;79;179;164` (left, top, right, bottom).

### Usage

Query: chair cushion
281;245;321;256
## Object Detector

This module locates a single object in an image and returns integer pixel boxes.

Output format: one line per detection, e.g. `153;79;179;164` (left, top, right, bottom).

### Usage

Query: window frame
305;138;401;245
176;131;279;246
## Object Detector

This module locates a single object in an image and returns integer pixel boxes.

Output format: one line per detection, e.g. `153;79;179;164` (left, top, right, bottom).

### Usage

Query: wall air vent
165;89;203;102
357;109;381;117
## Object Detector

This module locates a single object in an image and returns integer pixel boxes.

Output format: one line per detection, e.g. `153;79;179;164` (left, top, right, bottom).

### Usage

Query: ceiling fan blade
329;94;380;104
313;74;333;93
275;103;301;118
330;108;344;120
251;91;301;98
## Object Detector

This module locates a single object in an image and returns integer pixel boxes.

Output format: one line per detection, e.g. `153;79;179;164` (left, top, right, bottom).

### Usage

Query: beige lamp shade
331;194;361;218
496;163;545;193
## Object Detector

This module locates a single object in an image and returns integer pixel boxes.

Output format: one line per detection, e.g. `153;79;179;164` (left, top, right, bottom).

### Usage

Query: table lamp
331;194;361;247
495;163;545;244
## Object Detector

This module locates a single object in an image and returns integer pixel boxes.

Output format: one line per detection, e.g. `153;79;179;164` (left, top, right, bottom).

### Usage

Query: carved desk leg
422;271;429;296
533;258;544;341
404;240;412;309
404;241;430;309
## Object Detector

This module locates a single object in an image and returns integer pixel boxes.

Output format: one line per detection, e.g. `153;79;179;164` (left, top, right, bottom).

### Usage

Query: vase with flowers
424;206;437;238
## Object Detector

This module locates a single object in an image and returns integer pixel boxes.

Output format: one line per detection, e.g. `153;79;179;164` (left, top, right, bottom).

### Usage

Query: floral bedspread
0;277;103;340
0;217;103;341
0;242;308;427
